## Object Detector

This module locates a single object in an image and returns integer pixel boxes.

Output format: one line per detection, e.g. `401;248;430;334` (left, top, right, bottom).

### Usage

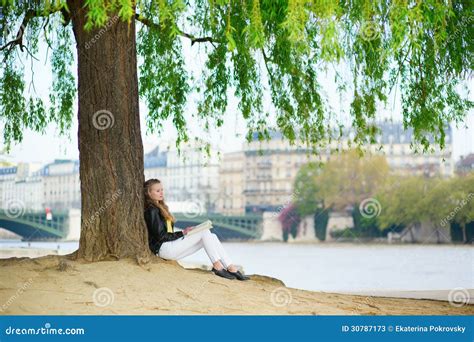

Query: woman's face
148;182;164;202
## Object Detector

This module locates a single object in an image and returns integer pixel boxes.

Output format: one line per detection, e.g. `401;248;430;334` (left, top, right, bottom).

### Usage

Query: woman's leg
208;233;234;269
158;230;222;264
158;233;204;260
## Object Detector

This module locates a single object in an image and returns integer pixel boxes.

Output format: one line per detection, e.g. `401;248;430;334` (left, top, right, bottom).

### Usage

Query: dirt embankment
0;255;472;315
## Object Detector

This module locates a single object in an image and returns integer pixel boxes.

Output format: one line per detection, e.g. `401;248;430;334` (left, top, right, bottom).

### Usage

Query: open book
186;220;213;236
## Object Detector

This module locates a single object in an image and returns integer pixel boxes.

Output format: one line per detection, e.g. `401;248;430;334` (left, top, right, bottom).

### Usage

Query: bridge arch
0;210;67;240
173;213;262;240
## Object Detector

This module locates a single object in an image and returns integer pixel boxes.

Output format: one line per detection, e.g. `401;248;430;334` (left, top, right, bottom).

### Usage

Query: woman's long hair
144;179;175;223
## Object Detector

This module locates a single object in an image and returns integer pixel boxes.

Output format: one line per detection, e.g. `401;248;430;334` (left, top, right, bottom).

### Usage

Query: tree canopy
1;0;472;152
376;174;474;242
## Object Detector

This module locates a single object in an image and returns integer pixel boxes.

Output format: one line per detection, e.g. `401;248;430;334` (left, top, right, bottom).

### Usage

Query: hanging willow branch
0;0;472;153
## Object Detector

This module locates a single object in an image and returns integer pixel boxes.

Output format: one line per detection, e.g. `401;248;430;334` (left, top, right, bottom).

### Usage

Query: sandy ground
0;254;472;315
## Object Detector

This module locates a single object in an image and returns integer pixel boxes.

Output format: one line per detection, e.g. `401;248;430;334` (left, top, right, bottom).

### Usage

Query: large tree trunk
68;0;150;261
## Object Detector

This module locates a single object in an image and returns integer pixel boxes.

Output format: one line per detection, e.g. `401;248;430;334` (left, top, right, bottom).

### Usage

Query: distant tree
378;175;474;242
414;177;453;241
293;161;332;240
317;150;389;211
278;203;301;242
294;151;390;240
377;176;428;239
450;174;474;243
351;201;382;237
313;208;329;241
293;161;324;216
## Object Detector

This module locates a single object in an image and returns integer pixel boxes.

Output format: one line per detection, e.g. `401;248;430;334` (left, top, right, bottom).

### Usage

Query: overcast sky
1;27;473;165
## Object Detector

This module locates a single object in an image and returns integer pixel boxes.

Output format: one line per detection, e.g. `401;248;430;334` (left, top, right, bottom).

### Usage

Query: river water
1;240;472;293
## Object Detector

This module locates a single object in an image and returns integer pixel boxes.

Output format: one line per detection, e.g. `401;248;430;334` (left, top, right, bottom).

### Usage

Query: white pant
158;230;233;268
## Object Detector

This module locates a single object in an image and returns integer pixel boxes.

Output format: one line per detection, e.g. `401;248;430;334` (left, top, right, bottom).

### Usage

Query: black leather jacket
144;205;184;254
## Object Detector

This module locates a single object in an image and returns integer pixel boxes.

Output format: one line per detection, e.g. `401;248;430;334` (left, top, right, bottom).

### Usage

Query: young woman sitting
143;178;250;281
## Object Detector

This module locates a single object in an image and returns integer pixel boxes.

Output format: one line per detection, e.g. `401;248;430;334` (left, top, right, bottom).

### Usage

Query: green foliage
295;152;474;239
137;1;190;148
1;1;68;14
377;174;474;234
292;146;474;241
449;173;474;227
313;208;328;241
0;5;73;150
417;177;453;228
294;153;389;240
0;59;45;145
351;201;383;237
48;22;75;135
316;149;389;210
293;161;323;216
450;221;474;243
0;0;473;154
244;0;265;48
377;176;429;229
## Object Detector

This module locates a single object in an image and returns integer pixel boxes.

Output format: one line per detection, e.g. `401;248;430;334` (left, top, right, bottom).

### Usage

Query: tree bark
67;0;150;261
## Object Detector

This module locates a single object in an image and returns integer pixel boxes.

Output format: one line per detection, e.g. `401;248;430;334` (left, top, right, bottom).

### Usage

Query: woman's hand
182;227;193;235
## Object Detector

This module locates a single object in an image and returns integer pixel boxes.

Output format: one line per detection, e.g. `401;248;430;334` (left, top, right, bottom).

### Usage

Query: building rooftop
0;166;17;175
249;122;453;146
375;121;452;145
144;146;167;168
